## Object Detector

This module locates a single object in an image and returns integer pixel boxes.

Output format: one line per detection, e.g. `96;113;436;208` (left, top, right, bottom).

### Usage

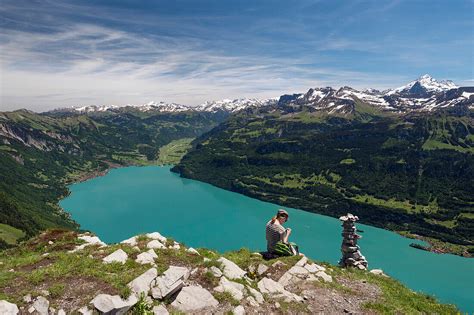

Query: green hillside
174;108;474;256
0;110;223;244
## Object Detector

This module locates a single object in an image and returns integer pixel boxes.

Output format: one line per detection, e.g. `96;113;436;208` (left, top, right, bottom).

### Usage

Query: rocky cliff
0;229;458;314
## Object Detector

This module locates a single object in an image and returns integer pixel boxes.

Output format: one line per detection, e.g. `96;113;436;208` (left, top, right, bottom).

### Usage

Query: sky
0;0;473;112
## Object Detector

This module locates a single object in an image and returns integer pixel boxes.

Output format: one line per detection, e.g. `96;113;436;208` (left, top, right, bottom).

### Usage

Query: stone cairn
338;213;368;270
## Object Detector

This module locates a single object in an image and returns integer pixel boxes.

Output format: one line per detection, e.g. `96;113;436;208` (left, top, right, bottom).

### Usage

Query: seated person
266;209;299;256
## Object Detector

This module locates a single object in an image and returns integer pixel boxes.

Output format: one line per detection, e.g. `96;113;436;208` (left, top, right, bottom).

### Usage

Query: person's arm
282;228;291;243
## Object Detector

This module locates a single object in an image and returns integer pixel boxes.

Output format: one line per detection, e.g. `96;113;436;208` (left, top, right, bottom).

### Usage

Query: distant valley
1;75;473;256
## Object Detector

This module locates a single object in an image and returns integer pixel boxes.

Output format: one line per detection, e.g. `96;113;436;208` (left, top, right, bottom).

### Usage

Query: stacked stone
338;213;368;270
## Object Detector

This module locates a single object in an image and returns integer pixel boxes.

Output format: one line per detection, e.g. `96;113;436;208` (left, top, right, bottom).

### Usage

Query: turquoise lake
60;166;474;312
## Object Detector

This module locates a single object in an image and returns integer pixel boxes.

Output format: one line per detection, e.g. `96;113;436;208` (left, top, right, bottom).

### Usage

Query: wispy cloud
0;0;472;111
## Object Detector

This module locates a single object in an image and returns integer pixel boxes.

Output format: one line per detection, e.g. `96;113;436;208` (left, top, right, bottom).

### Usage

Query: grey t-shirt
266;221;286;253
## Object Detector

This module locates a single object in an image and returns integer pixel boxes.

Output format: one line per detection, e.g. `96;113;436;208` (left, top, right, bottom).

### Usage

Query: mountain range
0;74;473;256
57;75;473;115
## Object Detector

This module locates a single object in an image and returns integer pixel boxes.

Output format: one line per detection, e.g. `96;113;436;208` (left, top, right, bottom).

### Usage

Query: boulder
257;264;268;275
151;266;190;299
171;286;219;312
147;240;165;250
71;235;106;252
277;271;294;287
315;271;333;282
136;251;156;265
152;304;169;315
0;300;19;315
304;263;325;273
295;256;308;267
246;286;264;304
103;249;128;264
210;266;222;277
77;306;93;315
258;277;286;295
186;247;200;255
257;278;302;302
370;269;387;276
78;235;106;246
57;310;66;315
233;305;245;315
217;257;246;279
246;296;259;307
32;296;49;315
91;294;137;315
146;232;167;243
287;265;309;276
214;277;245;300
121;236;138;247
128;268;158;296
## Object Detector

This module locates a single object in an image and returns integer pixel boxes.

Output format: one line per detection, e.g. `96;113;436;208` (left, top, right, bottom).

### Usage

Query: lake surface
60;166;474;311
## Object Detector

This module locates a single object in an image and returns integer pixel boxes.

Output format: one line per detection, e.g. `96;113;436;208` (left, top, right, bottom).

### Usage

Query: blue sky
1;0;473;111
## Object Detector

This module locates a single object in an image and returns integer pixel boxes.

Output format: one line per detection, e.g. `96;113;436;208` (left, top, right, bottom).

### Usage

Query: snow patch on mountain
386;74;457;95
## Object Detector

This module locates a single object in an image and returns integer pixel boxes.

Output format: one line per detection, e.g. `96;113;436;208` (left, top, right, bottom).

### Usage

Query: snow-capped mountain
56;75;472;116
195;98;277;113
74;104;119;113
386;74;457;96
278;75;471;114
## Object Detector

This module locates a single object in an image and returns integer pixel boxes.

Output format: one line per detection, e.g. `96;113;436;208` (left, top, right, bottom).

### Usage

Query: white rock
217;257;246;279
47;241;53;245
23;294;32;303
203;257;211;262
288;265;309;276
257;263;268;275
152;304;169;315
315;271;333;282
246;286;264;304
295;256;308;267
214;276;245;300
28;306;35;313
210;266;222;277
40;289;50;296
171;286;219;312
136;252;156;265
370;269;386;276
258;277;286;294
304;263;324;273
91;294;137;315
171;244;180;250
147;249;158;258
77;306;93;315
128;268;158;296
147;240;165;250
151;266;190;299
70;235;106;252
146;232;167;243
0;300;19;315
78;235;106;246
32;296;49;315
103;249;128;264
233;305;245;315
57;310;66;315
121;236;138;247
257;277;302;302
246;296;259;307
186;247;200;255
277;271;294;287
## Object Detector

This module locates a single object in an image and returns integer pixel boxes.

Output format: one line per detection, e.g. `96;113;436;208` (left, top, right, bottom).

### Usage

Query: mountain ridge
45;75;472;115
